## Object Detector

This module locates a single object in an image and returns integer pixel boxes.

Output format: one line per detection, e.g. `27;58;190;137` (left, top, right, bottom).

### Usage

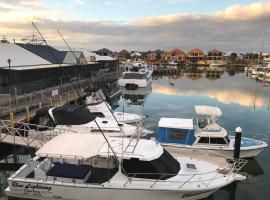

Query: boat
86;90;144;125
209;63;224;68
5;132;246;200
31;104;149;137
118;62;153;88
157;105;268;158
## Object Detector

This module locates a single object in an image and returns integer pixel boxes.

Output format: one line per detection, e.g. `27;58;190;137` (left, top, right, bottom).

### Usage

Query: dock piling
234;127;242;159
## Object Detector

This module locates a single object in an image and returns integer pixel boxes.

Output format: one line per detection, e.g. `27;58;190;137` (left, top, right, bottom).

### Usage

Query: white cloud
1;2;270;51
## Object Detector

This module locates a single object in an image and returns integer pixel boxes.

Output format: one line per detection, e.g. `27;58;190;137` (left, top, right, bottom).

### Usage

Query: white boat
86;90;144;125
5;132;246;200
118;63;153;88
157;105;268;158
209;63;224;68
32;104;148;137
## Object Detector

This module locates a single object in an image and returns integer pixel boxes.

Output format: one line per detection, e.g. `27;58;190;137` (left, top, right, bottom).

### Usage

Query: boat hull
118;77;152;88
163;144;266;158
6;183;217;200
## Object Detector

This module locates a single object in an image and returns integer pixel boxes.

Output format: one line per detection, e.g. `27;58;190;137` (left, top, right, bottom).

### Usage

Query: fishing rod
54;26;130;180
32;22;130;180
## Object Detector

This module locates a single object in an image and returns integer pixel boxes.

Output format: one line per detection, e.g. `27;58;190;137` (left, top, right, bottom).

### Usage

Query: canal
1;69;270;199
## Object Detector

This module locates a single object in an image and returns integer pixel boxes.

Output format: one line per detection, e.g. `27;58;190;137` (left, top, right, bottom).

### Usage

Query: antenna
57;29;80;65
258;30;265;63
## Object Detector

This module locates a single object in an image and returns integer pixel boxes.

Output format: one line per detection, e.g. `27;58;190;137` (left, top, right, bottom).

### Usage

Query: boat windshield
123;149;180;180
52;105;96;125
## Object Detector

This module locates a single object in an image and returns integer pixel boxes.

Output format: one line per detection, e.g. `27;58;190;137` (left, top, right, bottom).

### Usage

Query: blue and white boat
157;105;268;158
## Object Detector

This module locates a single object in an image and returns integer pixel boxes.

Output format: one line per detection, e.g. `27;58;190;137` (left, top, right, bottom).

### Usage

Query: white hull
163;144;266;158
6;182;218;200
118;77;152;88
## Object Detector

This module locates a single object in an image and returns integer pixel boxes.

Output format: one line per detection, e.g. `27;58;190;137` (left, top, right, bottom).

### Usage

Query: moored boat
157;105;268;158
118;62;153;88
5;133;246;200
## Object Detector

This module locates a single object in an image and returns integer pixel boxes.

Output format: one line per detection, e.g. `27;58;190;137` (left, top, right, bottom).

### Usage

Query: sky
1;0;270;52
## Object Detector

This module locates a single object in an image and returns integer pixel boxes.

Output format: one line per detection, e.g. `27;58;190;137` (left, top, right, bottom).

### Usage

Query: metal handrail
0;119;73;148
123;158;247;188
228;130;268;143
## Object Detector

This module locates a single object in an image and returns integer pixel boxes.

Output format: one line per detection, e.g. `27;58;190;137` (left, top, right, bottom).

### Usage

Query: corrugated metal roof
0;43;52;68
17;43;66;64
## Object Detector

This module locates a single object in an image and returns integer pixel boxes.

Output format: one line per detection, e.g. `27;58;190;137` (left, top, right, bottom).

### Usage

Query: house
165;48;186;62
207;49;224;60
131;52;142;60
187;48;205;63
95;48;113;57
206;49;226;65
117;49;130;60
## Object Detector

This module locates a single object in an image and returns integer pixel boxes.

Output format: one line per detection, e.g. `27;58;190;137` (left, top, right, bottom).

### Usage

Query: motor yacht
118;62;153;88
5;132;246;200
157;105;268;158
86;90;144;125
32;104;148;137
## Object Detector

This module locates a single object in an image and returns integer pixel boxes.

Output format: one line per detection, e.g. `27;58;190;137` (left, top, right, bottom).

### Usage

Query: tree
0;36;10;43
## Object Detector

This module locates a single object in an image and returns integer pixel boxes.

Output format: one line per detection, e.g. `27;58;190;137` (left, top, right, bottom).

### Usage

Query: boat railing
124;161;245;188
229;130;268;143
0;119;73;148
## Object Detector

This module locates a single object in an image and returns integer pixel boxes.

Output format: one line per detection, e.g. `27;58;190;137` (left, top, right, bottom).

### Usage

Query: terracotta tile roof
169;48;186;55
188;48;204;54
208;49;223;54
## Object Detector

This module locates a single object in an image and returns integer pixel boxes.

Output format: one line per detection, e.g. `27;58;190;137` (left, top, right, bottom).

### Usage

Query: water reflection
153;72;270;109
121;84;152;105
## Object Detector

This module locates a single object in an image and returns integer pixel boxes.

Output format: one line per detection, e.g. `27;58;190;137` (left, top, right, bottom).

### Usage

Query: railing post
26;106;30;122
49;98;53;107
10;112;14;128
59;96;63;105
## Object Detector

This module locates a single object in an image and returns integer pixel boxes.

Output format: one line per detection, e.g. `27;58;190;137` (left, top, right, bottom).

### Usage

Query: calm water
1;69;270;199
116;70;270;200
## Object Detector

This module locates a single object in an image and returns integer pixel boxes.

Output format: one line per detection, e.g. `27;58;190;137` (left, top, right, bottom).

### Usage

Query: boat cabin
10;133;181;187
157;118;196;145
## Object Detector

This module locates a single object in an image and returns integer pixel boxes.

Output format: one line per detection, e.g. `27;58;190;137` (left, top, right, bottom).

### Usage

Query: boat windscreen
52;104;96;125
151;149;180;175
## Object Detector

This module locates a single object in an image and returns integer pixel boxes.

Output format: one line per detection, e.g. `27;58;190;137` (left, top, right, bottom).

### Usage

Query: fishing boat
118;62;153;88
5;132;246;200
86;90;144;125
157;105;268;158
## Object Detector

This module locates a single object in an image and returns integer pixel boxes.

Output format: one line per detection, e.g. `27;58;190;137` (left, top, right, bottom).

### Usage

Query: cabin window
122;149;180;180
198;137;209;144
224;136;230;144
210;138;227;144
168;129;187;140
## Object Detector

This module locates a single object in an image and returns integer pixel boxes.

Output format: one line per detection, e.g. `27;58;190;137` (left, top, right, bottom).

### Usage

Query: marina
1;1;270;199
1;69;270;199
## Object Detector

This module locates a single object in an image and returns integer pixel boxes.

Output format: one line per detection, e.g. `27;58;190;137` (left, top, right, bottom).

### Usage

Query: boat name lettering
24;183;52;192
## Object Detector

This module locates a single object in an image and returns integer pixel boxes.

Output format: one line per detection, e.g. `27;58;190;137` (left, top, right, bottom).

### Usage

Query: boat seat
46;163;91;179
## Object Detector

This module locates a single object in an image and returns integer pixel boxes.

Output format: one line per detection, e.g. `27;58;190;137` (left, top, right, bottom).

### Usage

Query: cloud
1;2;270;51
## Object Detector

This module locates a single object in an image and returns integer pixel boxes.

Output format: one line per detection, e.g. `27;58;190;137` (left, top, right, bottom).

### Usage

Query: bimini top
195;105;222;117
49;104;96;125
36;133;163;161
158;118;193;130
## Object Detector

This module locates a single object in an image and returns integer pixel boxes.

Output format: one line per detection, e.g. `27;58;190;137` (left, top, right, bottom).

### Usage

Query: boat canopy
158;118;193;130
36;133;106;159
36;133;164;161
195;105;222;116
